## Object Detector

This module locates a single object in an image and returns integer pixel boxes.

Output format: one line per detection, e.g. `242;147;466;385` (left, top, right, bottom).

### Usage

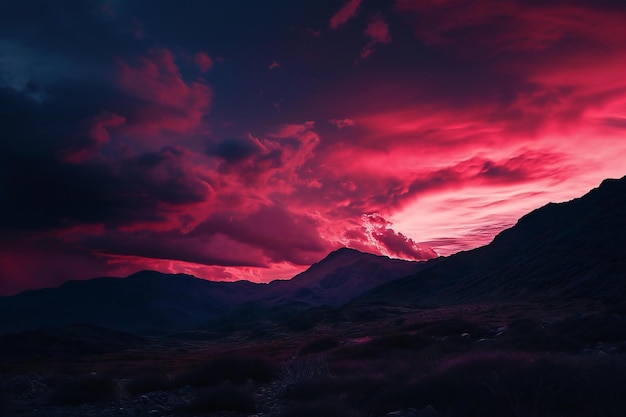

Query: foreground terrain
2;300;626;417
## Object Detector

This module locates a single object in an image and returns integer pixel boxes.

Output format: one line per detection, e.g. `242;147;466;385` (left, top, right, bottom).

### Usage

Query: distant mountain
357;175;626;307
0;249;425;334
262;248;432;306
0;271;260;334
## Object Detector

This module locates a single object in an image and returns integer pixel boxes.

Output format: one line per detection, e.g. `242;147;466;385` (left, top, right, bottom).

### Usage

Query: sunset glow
1;0;625;294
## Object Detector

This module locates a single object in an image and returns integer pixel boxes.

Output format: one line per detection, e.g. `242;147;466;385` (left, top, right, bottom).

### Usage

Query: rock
461;332;470;338
6;376;34;395
148;410;161;417
419;405;439;417
387;409;418;417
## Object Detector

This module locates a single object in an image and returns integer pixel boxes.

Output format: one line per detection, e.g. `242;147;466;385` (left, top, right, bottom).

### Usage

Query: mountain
0;249;424;334
0;271;261;334
356;175;626;307
262;248;432;306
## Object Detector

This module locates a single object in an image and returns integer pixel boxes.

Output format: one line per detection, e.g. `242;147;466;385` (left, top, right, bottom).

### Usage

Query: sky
1;0;626;295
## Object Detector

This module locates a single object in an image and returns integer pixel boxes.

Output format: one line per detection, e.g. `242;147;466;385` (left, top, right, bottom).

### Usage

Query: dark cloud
0;146;209;231
199;206;330;265
209;137;263;163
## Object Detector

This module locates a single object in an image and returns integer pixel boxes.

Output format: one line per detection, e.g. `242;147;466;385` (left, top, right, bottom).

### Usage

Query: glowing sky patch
1;0;625;294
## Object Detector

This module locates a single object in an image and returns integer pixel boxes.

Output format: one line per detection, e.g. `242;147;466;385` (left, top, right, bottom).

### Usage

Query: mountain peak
325;247;366;259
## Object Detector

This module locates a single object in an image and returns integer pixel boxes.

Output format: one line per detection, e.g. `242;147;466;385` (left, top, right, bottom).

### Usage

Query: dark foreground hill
357;175;626;308
0;249;427;334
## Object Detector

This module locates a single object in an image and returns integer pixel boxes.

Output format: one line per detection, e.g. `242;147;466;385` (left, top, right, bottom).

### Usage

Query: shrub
0;390;9;417
282;376;338;403
278;355;330;385
176;354;276;387
126;373;174;395
47;374;117;405
551;314;626;343
41;373;72;389
419;317;488;338
279;399;359;417
281;371;395;416
333;332;431;359
186;383;255;413
370;332;431;350
372;352;626;417
299;336;340;355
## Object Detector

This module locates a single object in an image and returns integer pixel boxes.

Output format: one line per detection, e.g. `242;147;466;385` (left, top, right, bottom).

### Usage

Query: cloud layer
1;0;625;294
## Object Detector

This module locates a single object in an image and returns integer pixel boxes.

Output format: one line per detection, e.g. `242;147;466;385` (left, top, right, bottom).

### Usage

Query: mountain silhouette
2;175;624;335
357;175;626;307
0;249;424;334
262;247;431;306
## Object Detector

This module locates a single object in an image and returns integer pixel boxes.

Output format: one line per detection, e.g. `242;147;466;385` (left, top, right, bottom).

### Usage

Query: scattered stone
6;376;34;396
387;409;418;417
419;404;439;417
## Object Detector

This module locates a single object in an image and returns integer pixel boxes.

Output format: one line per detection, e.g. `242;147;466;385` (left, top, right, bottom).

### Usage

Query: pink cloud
396;0;626;55
118;48;212;136
329;118;355;128
194;51;214;73
352;213;437;260
61;112;126;163
361;13;392;58
330;0;362;29
269;61;282;70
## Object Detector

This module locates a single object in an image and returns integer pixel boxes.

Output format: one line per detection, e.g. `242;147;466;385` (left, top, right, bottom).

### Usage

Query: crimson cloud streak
1;0;625;294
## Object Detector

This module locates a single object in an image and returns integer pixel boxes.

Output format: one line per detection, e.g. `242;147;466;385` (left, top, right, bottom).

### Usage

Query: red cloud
330;0;362;29
118;48;212;136
329;118;355;128
61;112;126;163
343;214;436;260
361;13;391;58
396;0;626;55
194;51;214;73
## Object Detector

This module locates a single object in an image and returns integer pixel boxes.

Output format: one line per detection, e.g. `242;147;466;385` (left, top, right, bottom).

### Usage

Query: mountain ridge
0;248;424;334
355;174;626;306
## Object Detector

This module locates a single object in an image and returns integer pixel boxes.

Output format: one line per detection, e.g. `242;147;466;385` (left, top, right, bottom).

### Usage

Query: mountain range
1;175;625;335
0;248;428;334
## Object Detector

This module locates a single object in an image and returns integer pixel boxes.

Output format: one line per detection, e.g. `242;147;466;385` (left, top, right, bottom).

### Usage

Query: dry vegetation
2;304;626;416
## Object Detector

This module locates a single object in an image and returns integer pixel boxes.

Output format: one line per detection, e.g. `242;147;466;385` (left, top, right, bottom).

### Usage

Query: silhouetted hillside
263;248;432;306
357;175;626;307
0;250;424;334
